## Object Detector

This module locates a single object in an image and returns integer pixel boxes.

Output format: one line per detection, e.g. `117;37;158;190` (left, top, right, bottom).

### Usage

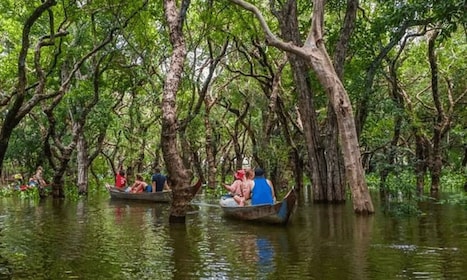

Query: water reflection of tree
284;203;374;278
352;215;374;279
169;225;201;279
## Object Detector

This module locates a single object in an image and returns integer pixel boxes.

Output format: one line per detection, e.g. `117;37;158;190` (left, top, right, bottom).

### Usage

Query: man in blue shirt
151;167;169;192
251;168;276;205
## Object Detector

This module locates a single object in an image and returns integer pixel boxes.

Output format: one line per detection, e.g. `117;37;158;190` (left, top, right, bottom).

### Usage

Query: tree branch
228;0;308;57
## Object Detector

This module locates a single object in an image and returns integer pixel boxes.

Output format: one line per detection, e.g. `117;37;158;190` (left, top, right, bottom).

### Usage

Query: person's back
251;178;274;205
251;168;274;205
151;168;167;192
242;169;254;199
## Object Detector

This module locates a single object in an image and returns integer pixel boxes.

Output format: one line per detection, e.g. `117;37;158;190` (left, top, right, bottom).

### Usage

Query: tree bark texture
162;0;195;223
272;0;329;200
309;48;373;213
323;107;346;202
77;133;88;195
268;0;371;209
324;0;359;202
427;30;444;194
204;100;217;189
414;135;429;194
302;0;374;212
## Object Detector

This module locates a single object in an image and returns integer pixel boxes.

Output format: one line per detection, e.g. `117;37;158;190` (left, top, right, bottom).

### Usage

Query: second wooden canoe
220;188;297;225
106;184;172;202
105;179;202;203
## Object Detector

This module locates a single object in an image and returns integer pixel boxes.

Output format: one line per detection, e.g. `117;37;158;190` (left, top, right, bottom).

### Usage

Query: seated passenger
220;169;246;207
34;166;48;188
151;167;170;192
127;174;147;193
222;169;245;196
233;168;254;206
28;175;39;188
251;168;275;205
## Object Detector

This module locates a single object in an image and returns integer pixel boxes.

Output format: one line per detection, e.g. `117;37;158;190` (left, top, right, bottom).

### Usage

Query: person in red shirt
115;168;127;189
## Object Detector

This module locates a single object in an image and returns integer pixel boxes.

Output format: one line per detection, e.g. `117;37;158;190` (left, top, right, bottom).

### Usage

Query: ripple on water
368;243;463;279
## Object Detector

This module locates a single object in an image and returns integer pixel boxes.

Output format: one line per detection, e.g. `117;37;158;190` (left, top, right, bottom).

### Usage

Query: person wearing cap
220;169;246;207
234;168;254;206
251;168;275;205
222;169;245;195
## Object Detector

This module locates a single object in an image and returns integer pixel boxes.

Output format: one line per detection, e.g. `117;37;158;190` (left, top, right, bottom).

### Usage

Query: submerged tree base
169;215;186;223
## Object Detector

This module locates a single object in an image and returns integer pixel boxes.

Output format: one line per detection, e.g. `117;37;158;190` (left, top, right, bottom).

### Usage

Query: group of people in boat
113;165;274;206
114;166;170;193
13;166;49;191
221;167;276;207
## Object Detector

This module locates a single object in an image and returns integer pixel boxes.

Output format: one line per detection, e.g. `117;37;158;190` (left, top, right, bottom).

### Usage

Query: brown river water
0;187;466;279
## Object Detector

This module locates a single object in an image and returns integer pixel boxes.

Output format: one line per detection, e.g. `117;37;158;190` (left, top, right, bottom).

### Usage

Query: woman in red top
115;169;127;189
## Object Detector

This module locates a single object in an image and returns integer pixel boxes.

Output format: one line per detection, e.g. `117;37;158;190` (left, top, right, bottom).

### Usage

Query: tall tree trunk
231;0;375;213
323;108;346;201
273;0;356;202
325;0;359;202
427;30;443;194
398;85;430;195
414;135;429;194
188;38;228;187
401;30;460;195
273;0;329;200
310;48;374;213
44;42;104;198
45;107;83;198
162;0;195;223
77;132;88;195
204;100;217;188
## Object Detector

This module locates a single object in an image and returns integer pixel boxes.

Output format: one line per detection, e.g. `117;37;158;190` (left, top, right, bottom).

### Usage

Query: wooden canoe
105;179;202;203
106;184;172;202
220;188;297;225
